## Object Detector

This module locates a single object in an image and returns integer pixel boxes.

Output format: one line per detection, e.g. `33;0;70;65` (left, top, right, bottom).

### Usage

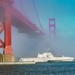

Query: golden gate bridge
0;0;56;62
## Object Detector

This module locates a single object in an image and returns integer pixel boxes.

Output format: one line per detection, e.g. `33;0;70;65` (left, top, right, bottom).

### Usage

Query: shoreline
0;61;36;65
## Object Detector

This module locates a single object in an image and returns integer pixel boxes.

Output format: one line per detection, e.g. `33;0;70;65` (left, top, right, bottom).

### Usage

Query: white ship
19;50;74;62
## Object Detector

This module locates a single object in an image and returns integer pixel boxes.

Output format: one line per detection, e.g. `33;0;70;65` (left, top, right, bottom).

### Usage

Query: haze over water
12;0;75;58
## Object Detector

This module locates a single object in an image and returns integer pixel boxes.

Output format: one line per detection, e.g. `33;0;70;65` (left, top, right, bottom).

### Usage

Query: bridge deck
0;2;44;37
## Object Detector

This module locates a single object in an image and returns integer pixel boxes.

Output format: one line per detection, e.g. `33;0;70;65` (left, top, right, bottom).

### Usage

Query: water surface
0;62;75;75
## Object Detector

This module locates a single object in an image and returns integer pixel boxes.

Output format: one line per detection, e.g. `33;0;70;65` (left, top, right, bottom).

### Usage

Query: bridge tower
49;18;56;37
0;0;14;62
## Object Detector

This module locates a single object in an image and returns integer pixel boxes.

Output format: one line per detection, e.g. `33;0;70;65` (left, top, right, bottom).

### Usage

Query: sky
14;0;75;37
1;0;75;58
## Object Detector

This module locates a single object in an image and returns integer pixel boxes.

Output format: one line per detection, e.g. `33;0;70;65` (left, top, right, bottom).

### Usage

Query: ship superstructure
19;50;74;62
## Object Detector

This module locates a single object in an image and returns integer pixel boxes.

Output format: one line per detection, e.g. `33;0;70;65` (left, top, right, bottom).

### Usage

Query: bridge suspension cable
18;0;44;33
33;0;44;32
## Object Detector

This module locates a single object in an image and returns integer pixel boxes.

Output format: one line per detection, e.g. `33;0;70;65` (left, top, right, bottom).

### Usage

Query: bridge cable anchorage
33;0;44;33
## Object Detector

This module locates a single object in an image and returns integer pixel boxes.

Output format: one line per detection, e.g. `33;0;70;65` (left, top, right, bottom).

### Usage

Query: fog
0;26;75;59
11;26;75;59
0;0;75;59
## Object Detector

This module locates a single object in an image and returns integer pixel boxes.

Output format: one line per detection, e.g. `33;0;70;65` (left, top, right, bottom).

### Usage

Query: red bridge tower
49;18;56;37
0;0;14;62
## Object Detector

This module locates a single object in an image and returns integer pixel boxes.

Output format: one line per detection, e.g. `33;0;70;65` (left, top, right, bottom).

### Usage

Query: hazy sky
14;0;75;37
1;0;75;58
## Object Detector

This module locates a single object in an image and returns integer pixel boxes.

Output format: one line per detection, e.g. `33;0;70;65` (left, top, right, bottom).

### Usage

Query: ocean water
0;62;75;75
